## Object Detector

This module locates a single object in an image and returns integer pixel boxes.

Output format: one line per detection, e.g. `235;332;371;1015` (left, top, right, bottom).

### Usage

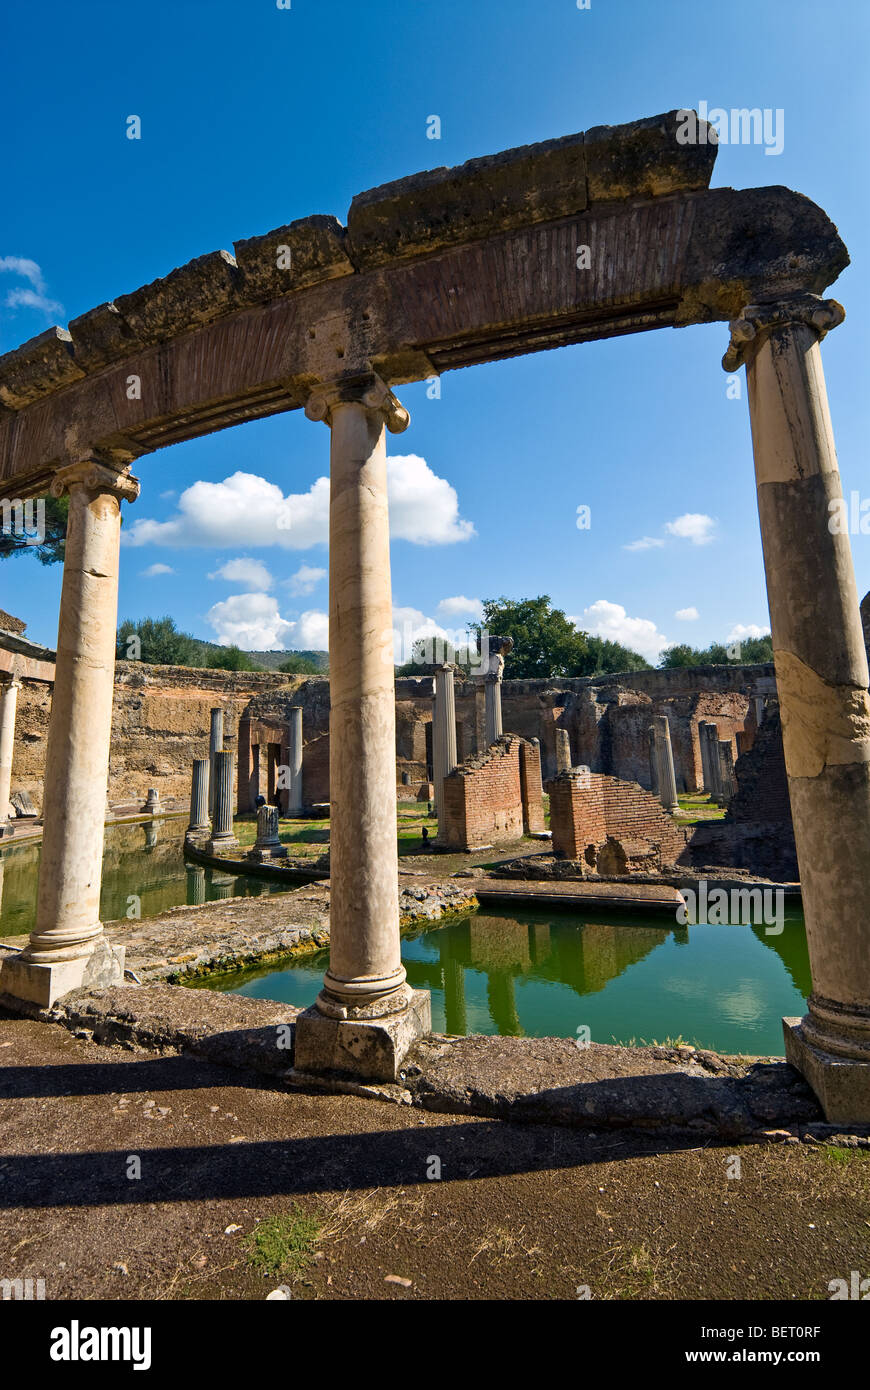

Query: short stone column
0;677;20;829
717;740;737;803
701;722;724;803
484;673;503;746
293;376;431;1082
187;864;207;905
208;707;224;815
432;663;458;832
555;727;572;774
287;705;303;815
144;787;160;815
697;720;713;792
188;758;210;833
652;715;679;813
0;462;139;1007
725;292;870;1121
207;750;238;853
248;803;287;862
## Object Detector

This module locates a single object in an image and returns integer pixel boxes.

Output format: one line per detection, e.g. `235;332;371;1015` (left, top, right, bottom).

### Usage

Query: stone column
0;462;138;1007
697;721;713;792
555;727;572;774
648;725;659;794
0;677;20;829
484;673;503;746
652;715;679;813
701;722;724;803
187;864;207;906
293;376;431;1082
717;740;737;803
188;758;210;833
287;705;303;815
432;664;458;831
207;750;238;853
248;803;287;862
724;291;870;1121
208;707;224;815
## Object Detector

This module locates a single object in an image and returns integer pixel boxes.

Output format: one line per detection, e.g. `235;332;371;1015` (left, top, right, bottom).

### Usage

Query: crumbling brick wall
441;735;540;850
549;770;688;869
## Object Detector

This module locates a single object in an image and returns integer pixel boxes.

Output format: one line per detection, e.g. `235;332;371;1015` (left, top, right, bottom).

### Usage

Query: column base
783;1017;870;1125
293;988;431;1083
206;836;239;855
247;844;288;862
0;937;125;1008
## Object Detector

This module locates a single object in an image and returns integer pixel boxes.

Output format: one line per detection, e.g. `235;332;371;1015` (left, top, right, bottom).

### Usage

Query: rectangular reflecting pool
199;905;811;1056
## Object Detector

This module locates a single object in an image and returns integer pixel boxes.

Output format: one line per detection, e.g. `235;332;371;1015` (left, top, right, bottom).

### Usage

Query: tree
279;654;322;674
0;493;68;566
474;596;648;679
209;644;257;671
117;616;201;665
658;634;773;668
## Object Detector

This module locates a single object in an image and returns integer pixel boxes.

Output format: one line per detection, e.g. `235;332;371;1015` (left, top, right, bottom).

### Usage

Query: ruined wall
441;736;531;851
549;770;688;870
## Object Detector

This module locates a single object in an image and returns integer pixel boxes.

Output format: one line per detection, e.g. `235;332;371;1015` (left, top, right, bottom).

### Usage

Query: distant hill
245;648;329;673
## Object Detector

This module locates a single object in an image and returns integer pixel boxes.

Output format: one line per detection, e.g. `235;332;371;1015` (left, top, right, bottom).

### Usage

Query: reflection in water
0;817;296;938
212;904;811;1056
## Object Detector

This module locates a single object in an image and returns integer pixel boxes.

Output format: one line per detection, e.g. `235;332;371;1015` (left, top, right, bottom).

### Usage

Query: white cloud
437;595;483;619
284;564;326;596
576;599;669;662
160;489;176;501
623;536;665;552
675;606;700;621
206;593;294;650
208;556;274;590
726;622;767;643
0;256;46;292
4;287;64;318
140;562;174;577
295;609;329;650
387;455;475;545
123;456;475;552
665;513;716;546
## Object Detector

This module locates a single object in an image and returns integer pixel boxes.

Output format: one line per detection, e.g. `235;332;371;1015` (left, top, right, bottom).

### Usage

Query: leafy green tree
279;654;321;674
117;616;201;665
475;597;648;679
658;634;773;668
0;493;68;566
209;644;257;671
580;634;650;675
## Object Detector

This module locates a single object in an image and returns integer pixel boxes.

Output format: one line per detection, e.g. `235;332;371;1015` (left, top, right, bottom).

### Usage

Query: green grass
245;1208;322;1279
819;1145;870;1167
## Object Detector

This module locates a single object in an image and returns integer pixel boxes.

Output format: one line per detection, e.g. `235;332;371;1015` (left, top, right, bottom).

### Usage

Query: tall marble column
652;715;679;813
648;725;659;793
208;707;224;815
207;750;237;852
697;720;713;792
293;376;431;1082
0;462;139;1007
724;291;870;1121
432;663;458;831
188;758;210;833
0;677;21;829
484;673;503;746
287;705;303;815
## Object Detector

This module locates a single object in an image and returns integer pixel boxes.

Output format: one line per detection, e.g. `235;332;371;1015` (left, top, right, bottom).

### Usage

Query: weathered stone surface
233;214;353;302
293;989;432;1084
346;112;715;270
67;302;143;373
113;250;242;347
584;110;716;202
0;327;85;410
404;1034;822;1137
676;186;849;325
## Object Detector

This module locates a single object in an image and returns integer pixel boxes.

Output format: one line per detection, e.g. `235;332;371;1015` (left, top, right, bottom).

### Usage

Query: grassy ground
675;793;727;824
2;1012;868;1302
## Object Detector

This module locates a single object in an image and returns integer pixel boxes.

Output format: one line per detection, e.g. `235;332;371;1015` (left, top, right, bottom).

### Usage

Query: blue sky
2;0;868;661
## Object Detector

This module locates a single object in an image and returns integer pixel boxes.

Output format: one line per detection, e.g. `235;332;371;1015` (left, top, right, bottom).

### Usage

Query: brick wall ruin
441;736;543;851
549;770;689;872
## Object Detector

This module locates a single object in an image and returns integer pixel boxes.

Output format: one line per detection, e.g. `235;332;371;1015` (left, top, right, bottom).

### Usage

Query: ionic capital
304;373;410;434
51;461;141;504
722;292;845;372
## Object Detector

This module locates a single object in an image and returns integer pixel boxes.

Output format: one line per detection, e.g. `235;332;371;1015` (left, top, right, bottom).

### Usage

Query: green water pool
201;905;811;1056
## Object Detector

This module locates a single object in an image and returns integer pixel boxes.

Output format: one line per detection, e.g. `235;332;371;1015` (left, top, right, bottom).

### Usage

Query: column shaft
209;750;237;848
0;679;20;826
737;301;870;1084
188;758;209;832
288;705;303;814
484;676;503;745
208;708;224;815
433;664;458;829
652;715;679;813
